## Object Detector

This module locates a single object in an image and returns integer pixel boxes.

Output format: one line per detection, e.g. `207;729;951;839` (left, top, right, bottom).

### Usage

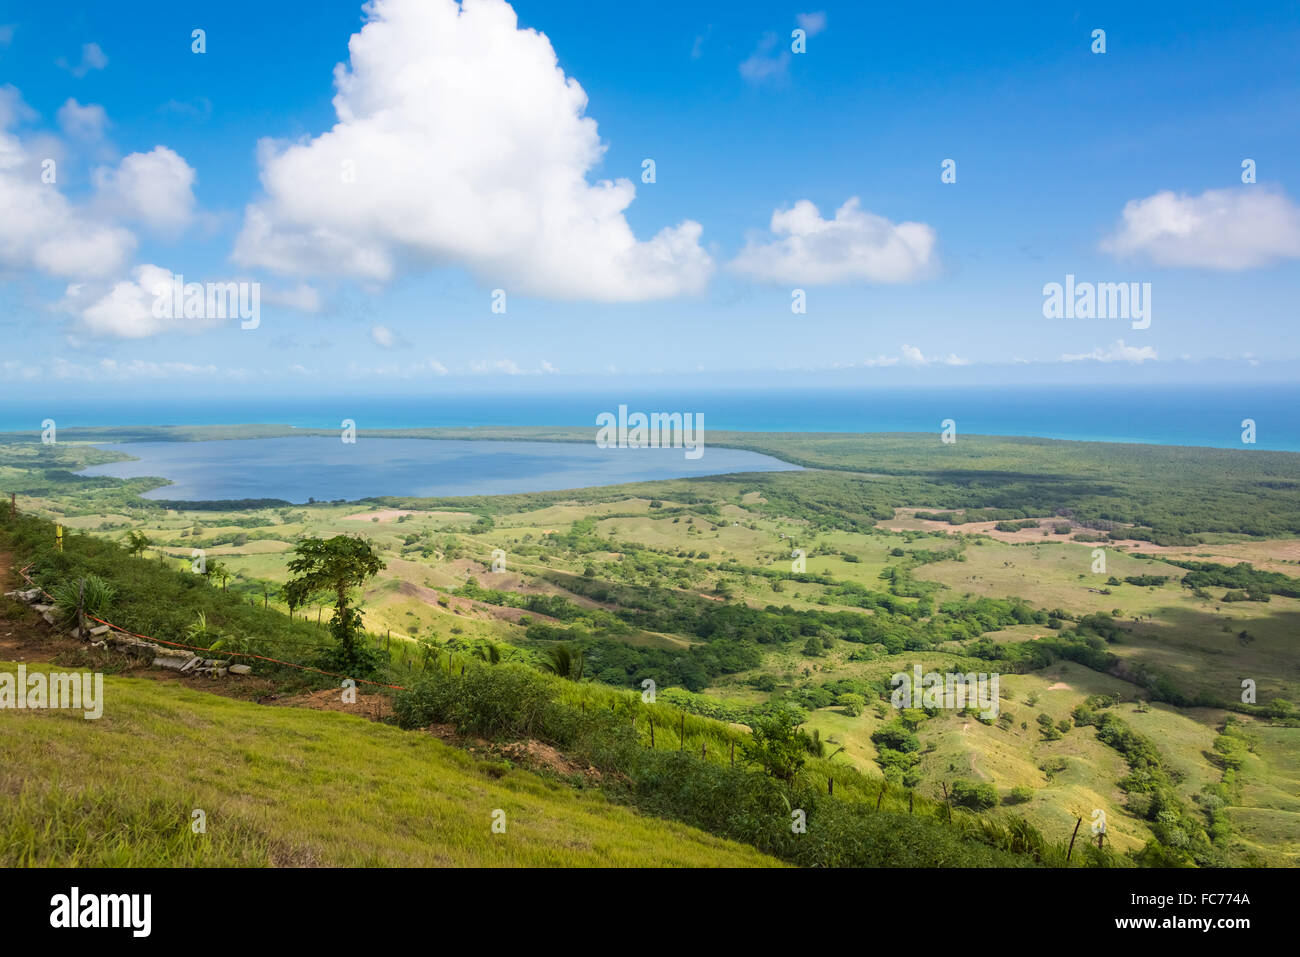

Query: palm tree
124;529;151;557
473;641;502;665
540;643;583;680
204;559;230;591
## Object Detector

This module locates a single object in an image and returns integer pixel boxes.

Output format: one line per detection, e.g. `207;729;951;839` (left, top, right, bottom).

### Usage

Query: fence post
828;777;833;796
1067;817;1082;862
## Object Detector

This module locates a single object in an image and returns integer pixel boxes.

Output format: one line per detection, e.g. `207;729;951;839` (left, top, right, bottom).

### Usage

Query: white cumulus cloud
0;134;135;279
1101;187;1300;270
93;146;197;233
67;265;227;339
233;0;711;302
731;197;937;284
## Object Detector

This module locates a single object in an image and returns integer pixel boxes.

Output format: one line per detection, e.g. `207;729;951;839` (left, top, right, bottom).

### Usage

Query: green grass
0;662;782;867
6;427;1299;866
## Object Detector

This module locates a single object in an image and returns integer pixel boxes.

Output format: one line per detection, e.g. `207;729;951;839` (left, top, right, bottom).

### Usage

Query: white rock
229;664;252;676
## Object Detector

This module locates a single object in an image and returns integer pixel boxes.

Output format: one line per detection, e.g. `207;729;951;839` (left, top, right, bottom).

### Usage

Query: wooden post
1067;817;1082;862
909;791;914;815
55;525;63;552
941;782;952;821
318;607;322;625
1097;830;1104;852
876;788;884;811
701;742;706;759
828;777;833;795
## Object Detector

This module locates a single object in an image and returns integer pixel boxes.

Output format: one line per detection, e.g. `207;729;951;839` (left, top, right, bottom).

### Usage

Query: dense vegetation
6;427;1300;543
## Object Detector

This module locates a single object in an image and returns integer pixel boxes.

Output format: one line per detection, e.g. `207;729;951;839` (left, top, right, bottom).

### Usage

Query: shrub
49;574;117;627
950;779;998;811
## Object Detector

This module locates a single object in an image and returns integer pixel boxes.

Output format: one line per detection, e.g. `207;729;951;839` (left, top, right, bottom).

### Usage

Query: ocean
2;384;1297;450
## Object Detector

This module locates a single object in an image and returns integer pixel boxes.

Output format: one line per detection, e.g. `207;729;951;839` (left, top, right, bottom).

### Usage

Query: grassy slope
0;663;780;868
5;427;1298;866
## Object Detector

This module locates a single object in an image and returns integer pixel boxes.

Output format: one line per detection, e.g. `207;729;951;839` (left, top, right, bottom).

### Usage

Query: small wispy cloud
56;42;108;78
796;12;827;37
470;358;558;376
1061;340;1158;363
861;345;970;368
739;32;790;84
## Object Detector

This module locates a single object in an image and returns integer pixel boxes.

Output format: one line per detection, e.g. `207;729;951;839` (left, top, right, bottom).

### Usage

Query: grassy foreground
0;663;781;867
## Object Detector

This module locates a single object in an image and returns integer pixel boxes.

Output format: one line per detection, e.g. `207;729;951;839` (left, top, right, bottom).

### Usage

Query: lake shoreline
76;435;803;505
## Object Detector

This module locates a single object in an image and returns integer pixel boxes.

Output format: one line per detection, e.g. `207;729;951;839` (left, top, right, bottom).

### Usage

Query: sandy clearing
344;509;416;522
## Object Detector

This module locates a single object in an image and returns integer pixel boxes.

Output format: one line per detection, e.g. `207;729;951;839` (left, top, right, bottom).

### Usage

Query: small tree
951;778;998;811
742;710;807;783
838;692;865;717
124;530;151;557
204;559;230;591
284;536;386;673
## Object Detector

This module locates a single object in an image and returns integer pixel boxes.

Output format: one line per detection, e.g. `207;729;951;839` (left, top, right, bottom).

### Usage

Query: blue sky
2;0;1299;397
